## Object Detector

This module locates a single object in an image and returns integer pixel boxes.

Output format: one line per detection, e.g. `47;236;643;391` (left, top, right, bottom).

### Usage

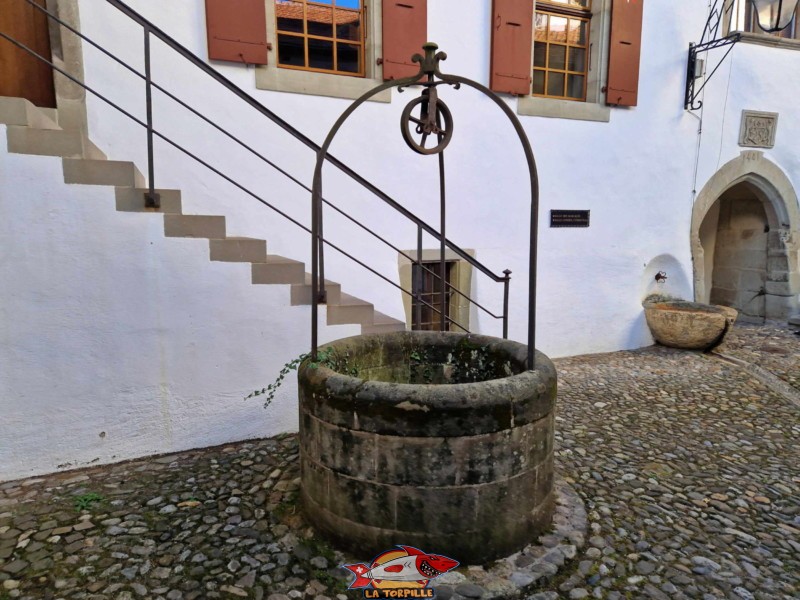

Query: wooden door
0;0;57;107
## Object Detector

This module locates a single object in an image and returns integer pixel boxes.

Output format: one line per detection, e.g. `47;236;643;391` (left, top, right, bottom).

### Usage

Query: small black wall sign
550;210;590;228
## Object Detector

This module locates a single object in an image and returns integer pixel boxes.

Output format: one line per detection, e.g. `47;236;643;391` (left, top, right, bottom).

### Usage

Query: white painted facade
2;0;799;480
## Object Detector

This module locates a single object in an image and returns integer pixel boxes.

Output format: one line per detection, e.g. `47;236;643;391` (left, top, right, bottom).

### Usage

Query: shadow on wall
624;254;694;348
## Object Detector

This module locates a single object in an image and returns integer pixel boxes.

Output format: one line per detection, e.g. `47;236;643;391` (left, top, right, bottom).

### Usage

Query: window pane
336;0;360;7
539;0;590;9
307;4;334;37
335;7;361;40
568;19;587;46
548;45;566;70
548;16;568;43
277;33;305;66
534;13;548;42
533;43;546;68
532;69;546;94
568;47;585;72
337;42;360;73
276;0;304;33
567;74;585;99
308;37;334;69
547;71;565;96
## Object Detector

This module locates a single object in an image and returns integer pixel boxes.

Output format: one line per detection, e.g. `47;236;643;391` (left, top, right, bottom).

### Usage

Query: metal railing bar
20;0;506;284
92;0;507;283
0;31;314;238
0;30;497;329
321;237;470;332
12;0;505;319
321;201;503;319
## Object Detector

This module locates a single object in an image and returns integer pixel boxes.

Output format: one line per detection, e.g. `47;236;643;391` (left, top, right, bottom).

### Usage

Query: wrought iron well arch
311;43;540;369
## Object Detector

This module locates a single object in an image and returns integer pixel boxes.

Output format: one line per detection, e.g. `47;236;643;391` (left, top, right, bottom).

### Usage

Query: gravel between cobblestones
0;325;797;599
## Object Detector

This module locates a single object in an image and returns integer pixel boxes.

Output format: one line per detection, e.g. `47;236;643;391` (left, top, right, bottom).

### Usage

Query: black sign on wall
550;210;590;228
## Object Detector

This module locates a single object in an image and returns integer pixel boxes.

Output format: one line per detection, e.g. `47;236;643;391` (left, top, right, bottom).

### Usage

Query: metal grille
412;261;455;331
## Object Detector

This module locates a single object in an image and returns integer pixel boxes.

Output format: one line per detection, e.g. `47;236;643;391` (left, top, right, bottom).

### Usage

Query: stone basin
644;300;737;351
297;331;557;565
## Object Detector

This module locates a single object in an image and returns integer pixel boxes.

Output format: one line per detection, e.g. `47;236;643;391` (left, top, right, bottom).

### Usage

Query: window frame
518;0;611;122
274;0;367;77
256;0;391;102
398;249;474;334
532;0;593;102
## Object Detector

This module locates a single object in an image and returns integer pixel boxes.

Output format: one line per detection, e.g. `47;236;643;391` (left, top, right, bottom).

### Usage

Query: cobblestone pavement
719;323;800;395
0;325;797;600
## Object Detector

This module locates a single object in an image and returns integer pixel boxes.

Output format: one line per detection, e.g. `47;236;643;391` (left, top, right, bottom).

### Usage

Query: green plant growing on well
74;492;104;512
246;347;359;408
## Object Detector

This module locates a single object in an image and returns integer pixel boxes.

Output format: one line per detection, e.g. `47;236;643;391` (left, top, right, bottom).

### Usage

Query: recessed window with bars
412;261;456;331
275;0;365;76
533;0;591;101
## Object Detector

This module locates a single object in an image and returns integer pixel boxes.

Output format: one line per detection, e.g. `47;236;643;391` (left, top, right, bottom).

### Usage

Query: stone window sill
255;67;391;103
517;96;611;123
737;31;800;50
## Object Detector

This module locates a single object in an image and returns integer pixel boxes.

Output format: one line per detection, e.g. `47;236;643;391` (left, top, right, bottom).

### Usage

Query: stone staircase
0;96;406;335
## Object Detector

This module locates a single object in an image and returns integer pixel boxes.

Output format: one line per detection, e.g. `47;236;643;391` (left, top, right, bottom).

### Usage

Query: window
275;0;366;77
251;0;427;101
533;1;592;101
398;250;473;333
730;0;800;39
412;262;456;331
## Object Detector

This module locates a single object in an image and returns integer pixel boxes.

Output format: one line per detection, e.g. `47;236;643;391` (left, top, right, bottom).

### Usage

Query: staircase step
0;97;59;130
164;214;226;239
327;292;374;326
116;188;182;214
210;237;267;263
362;311;407;334
63;158;145;188
252;255;306;284
7;126;105;159
291;274;342;306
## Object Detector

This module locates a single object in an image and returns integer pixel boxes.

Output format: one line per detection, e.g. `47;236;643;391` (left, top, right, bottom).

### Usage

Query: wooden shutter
382;0;427;80
606;0;644;107
490;0;533;95
205;0;269;65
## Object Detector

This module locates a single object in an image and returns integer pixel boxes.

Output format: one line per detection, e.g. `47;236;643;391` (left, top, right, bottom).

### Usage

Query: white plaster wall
0;141;359;481
72;0;725;359
5;1;800;478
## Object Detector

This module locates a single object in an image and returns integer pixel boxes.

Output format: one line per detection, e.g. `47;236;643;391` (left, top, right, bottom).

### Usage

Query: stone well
298;331;557;565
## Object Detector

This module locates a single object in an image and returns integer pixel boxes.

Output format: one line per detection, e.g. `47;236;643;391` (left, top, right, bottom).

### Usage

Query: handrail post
143;26;160;209
502;269;511;339
318;197;326;303
416;225;423;330
438;146;447;332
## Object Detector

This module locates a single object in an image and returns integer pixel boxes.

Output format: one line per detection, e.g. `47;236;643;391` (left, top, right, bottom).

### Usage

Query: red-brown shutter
490;0;533;95
606;0;644;107
382;0;427;80
205;0;269;65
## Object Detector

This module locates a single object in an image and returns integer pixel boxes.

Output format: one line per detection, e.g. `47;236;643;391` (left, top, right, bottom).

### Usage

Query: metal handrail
101;0;506;283
2;0;512;336
15;0;503;321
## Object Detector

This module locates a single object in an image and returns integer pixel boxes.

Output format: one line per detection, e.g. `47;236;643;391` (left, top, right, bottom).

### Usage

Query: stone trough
297;331;557;565
644;299;737;351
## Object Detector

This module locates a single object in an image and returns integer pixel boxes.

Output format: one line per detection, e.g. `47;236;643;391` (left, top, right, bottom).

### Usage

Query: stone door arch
692;151;800;321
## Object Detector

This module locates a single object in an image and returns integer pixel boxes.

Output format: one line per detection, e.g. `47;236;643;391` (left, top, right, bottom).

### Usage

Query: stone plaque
739;110;778;149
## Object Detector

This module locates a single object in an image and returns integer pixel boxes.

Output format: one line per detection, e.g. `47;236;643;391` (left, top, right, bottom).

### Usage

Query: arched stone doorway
692;151;800;322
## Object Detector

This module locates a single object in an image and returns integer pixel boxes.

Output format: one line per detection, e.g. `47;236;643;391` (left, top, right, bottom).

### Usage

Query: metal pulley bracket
400;88;453;155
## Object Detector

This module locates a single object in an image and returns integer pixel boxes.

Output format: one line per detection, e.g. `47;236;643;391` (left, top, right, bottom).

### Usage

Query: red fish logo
343;545;459;593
